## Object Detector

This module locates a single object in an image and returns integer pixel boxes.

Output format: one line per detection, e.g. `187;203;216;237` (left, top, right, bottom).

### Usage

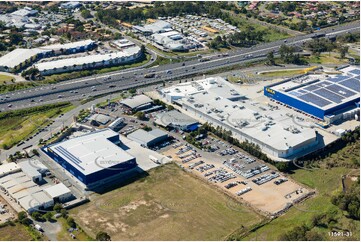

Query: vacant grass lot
306;53;349;65
0;104;74;149
71;163;262;241
56;218;93;241
241;141;360;241
0;74;14;84
0;223;33;241
259;66;318;77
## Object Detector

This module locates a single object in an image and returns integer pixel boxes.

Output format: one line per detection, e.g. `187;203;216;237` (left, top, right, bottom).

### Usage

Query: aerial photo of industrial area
0;0;360;241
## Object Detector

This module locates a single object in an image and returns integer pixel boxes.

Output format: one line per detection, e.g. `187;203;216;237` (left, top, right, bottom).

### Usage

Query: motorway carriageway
0;21;359;111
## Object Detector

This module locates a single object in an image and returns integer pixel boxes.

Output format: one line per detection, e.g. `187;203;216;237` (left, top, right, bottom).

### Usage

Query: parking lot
162;141;312;215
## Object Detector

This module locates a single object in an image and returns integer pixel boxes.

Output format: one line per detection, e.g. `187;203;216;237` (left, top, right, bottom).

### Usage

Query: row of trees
279;224;323;241
96;2;237;29
208;27;266;50
278;44;306;65
201;122;295;172
332;178;360;220
201;123;273;163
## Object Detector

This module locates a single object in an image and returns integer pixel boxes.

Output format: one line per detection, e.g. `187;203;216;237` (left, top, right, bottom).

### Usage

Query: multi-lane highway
0;21;359;111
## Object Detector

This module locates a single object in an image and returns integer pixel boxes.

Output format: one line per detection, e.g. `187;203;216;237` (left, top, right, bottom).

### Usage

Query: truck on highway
144;73;156;78
199;57;211;62
311;33;326;39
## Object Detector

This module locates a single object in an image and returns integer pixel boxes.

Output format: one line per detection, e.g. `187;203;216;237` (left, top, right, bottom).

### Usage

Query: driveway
33;219;62;241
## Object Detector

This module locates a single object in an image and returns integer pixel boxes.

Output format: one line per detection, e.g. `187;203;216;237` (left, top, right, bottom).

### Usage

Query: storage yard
70;163;262;241
162;142;311;215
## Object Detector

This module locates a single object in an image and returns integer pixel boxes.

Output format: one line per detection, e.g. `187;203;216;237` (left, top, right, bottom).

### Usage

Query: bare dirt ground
70;164;262;241
163;145;311;215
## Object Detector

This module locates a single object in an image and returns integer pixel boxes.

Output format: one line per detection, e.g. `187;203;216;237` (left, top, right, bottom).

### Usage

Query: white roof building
11;7;38;17
133;20;172;34
160;77;319;159
38;39;95;52
120;94;153;110
0;48;47;69
47;129;136;177
0;39;96;71
44;183;72;201
34;46;140;74
0;163;21;178
89;114;111;125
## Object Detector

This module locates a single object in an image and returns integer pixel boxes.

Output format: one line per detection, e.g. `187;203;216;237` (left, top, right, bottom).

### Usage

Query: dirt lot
163;144;311;215
0;196;17;224
70;163;262;241
0;223;33;241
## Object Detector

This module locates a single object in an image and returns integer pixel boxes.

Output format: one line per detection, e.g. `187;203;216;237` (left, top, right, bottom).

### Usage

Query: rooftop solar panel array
350;69;360;75
298;93;332;107
327;84;356;98
298;89;307;94
328;76;349;83
340;78;360;92
317;81;331;87
280;69;359;109
314;88;343;103
304;85;319;91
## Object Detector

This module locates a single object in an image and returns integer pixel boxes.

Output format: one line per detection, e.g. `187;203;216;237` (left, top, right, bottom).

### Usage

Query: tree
67;217;76;228
53;203;63;213
96;231;111;241
339;45;349;59
135;111;146;120
18;211;27;221
81;9;92;19
60;208;68;218
32;149;39;156
167;105;174;111
43;212;53;221
140;45;146;55
9;32;23;45
31;211;42;221
266;51;275;65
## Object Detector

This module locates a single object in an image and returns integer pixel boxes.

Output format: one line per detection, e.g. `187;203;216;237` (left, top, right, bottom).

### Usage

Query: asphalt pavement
0;21;359;111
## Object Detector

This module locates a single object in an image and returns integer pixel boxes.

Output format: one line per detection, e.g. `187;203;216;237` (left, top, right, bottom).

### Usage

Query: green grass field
259;66;318;78
0;74;14;84
241;141;360;241
56;218;93;241
0;104;75;149
306;53;349;65
70;163;262;241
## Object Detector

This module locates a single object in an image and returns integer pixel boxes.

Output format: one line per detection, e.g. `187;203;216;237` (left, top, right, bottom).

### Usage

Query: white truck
149;155;161;164
35;224;43;232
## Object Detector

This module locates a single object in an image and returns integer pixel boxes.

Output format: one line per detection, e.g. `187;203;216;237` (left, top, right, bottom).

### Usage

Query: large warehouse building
155;110;199;131
160;77;319;159
0;162;71;213
35;46;141;75
42;129;137;186
127;128;168;147
120;94;154;113
0;39;95;72
264;66;360;123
